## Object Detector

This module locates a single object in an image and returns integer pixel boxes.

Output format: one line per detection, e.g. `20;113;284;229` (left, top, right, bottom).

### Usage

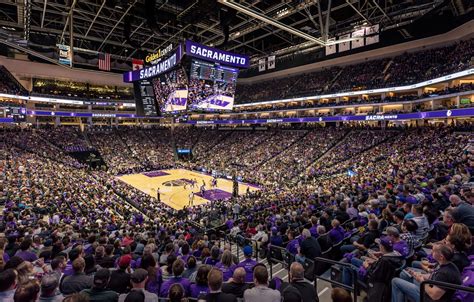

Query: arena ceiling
0;0;470;64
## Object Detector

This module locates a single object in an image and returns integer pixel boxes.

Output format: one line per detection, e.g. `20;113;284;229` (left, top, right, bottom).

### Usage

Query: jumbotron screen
151;67;188;113
188;59;238;111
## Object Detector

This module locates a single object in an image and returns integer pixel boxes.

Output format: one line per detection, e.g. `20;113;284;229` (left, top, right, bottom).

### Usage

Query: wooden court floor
117;169;260;210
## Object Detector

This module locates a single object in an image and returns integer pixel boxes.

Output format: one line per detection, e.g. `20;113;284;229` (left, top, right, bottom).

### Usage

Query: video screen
134;79;158;117
151;68;188;113
188;59;238;111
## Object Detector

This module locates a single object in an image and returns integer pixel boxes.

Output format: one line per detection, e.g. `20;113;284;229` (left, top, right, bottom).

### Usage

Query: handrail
313;257;358;302
420;280;474;302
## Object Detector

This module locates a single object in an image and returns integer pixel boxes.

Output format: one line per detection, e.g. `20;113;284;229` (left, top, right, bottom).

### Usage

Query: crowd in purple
1;122;473;302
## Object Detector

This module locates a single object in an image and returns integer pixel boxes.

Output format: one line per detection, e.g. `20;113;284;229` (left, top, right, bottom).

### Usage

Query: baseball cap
375;237;393;251
243;245;253;256
93;269;111;286
131;268;148;283
41;274;59;291
118;254;132;268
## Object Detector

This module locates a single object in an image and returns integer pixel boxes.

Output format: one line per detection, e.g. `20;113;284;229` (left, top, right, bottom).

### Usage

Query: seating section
236;38;474;103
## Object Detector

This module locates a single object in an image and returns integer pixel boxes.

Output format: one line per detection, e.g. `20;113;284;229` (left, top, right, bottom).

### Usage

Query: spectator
60;257;93;295
81;268;119;302
14;238;38;262
222;267;249;298
340;220;379;254
236;246;257;283
108;255;132;294
449;194;474;234
243;265;280;302
190;264;210;298
118;268;158;302
280;262;317;302
169;283;187;302
14;280;40;302
411;205;429;241
216;250;236;281
0;268;18;301
39;273;64;302
391;244;461;302
206;268;237;302
160;259;191;297
297;229;321;263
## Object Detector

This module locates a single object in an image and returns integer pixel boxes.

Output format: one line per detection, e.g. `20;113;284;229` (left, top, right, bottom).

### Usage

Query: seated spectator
216;250;236;281
340;220;379;254
236;246;257;283
182;256;197;280
204;246;221;266
60;257;93;295
391;244;461;302
140;254;162;296
206;268;237;302
411;204;430;241
296;229;321;264
169;283;187;302
14;238;38;262
50;255;67;281
222;267;250;298
190;264;210;298
280;262;317;302
81;268;119;302
244;265;280;302
316;226;332;252
329;220;345;244
400;219;419;255
385;227;410;258
286;231;300;256
449;194;474;234
0;268;18;301
39;273;63;302
108;255;132;294
118;268;158;302
14;280;40;302
160;259;191;297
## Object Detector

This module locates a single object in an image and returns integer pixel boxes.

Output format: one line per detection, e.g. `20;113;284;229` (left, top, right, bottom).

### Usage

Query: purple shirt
14;250;38;262
159;276;191;297
237;258;258;283
329;226;345;244
393;240;410;258
189;284;209;298
286;239;299;255
215;262;236;281
309;225;319;238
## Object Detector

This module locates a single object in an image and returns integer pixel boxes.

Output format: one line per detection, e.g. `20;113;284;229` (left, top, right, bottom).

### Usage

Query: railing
420;280;474;302
313;257;358;302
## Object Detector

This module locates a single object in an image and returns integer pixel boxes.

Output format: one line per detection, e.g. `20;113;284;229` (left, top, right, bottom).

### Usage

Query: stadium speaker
123;10;142;49
216;4;237;48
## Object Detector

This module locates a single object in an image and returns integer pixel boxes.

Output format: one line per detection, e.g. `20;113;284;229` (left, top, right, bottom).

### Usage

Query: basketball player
156;187;161;202
200;183;205;196
189;191;194;206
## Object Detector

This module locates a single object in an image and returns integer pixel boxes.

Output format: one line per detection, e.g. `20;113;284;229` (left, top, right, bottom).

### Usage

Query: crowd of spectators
1;122;473;302
0;66;28;96
236;39;473;103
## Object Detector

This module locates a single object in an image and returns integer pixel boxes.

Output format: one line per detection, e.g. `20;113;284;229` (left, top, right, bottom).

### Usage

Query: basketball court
117;168;260;210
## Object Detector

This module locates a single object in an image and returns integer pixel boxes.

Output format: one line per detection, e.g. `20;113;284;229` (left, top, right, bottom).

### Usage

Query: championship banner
57;44;72;66
351;28;365;49
268;55;275;69
338;34;351;52
185;40;250;68
258;58;266;72
325;38;337;55
365;24;380;45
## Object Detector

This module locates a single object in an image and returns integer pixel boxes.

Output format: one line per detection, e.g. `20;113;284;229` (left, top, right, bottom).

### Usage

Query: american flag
98;52;111;71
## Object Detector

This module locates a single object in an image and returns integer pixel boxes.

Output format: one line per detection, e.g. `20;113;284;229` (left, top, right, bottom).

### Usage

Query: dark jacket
206;291;238;302
281;280;319;302
107;269;131;294
222;282;251;298
366;254;404;302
